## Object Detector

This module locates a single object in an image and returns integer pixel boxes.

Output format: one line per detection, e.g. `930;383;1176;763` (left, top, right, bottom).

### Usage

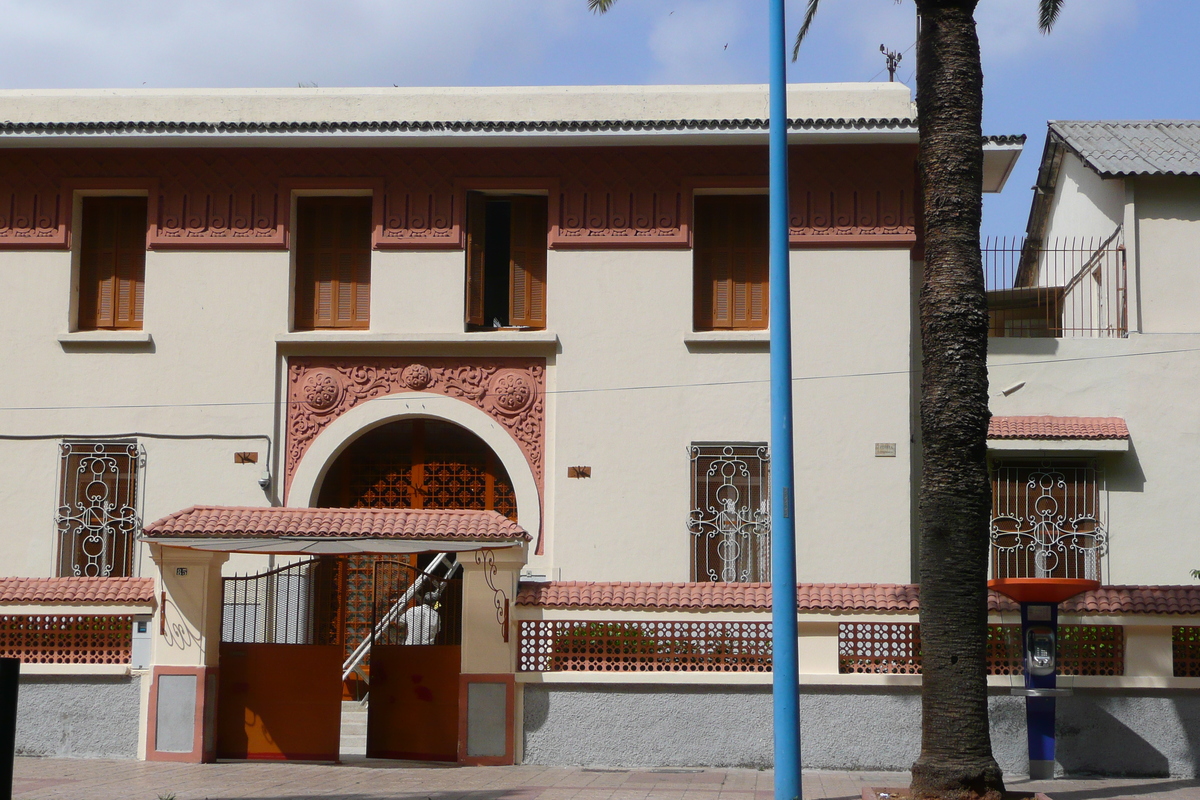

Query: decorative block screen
518;620;772;672
838;622;1124;676
838;622;922;674
0;615;133;664
1173;627;1200;677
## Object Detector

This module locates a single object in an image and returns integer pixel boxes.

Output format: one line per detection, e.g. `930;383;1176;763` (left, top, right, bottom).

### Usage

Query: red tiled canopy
988;416;1128;440
142;506;528;554
516;581;1200;615
0;577;155;604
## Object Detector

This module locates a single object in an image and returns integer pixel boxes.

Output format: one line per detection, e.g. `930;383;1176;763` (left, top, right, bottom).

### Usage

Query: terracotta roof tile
0;577;155;604
144;506;528;542
518;581;1200;615
988;416;1129;440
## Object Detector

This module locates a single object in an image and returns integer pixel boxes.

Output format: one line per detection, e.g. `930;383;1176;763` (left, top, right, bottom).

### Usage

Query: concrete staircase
340;700;368;757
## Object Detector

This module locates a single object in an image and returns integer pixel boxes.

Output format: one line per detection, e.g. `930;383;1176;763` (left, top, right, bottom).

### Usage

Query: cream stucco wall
0;226;916;586
1132;176;1200;334
1042;153;1125;247
544;246;913;584
989;334;1200;585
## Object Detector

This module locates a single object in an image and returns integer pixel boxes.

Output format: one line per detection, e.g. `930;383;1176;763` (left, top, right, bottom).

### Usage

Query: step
340;700;369;756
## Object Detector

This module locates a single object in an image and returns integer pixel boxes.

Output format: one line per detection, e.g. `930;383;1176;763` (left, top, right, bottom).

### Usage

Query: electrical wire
1;341;1199;412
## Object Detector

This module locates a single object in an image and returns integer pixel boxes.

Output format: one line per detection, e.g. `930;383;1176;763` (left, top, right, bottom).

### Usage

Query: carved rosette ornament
400;363;433;391
286;356;545;501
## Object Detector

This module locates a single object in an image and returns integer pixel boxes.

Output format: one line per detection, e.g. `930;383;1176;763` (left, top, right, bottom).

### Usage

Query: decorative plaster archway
289;393;540;544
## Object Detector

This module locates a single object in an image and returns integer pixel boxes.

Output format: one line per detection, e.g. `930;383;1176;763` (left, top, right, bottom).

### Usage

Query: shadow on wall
1056;696;1170;777
1107;439;1146;495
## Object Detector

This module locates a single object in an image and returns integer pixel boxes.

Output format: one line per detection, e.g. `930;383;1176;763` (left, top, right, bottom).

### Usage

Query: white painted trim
275;330;559;353
0;603;153;615
683;330;771;344
19;663;132;676
515;672;1200;690
58;331;153;344
289;392;541;545
987;438;1129;453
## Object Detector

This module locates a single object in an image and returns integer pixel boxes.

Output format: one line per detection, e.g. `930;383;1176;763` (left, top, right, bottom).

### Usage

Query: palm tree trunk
909;1;1005;798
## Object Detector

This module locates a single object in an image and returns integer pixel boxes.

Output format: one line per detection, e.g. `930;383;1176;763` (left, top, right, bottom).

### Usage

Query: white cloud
0;0;568;88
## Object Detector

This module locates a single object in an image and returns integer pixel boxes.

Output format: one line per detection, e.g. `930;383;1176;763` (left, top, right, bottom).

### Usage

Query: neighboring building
0;89;1195;776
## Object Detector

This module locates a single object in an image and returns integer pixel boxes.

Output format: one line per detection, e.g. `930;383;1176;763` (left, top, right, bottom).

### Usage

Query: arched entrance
321;418;514;760
216;417;518;762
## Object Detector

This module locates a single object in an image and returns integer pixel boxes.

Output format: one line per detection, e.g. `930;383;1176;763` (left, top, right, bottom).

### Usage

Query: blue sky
3;0;1197;236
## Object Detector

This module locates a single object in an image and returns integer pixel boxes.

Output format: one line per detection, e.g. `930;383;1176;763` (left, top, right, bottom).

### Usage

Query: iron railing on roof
985;234;1126;338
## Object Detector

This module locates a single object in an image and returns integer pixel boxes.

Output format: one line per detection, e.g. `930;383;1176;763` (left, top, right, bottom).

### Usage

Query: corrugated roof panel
1051;120;1200;176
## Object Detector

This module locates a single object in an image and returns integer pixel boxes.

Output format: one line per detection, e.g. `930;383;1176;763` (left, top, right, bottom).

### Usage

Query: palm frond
1039;0;1065;32
792;0;823;61
588;0;617;14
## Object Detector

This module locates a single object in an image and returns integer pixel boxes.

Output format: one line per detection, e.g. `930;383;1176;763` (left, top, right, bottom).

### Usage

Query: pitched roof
1050;120;1200;177
0;577;155;604
143;505;528;542
988;416;1129;440
516;581;1200;615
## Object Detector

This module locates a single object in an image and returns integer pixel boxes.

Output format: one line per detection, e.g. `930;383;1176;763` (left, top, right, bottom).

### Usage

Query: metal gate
366;559;462;761
217;558;343;760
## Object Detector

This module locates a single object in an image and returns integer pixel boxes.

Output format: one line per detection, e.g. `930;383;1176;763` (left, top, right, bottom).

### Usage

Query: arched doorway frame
289;393;541;545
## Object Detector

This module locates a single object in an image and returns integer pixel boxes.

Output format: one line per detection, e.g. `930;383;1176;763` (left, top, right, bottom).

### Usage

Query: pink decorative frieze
285;356;545;500
0;183;65;247
788;144;917;244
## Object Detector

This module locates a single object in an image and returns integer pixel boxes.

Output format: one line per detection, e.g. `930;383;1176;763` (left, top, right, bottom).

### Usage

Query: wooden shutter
78;197;146;330
465;192;487;327
295;196;372;330
508;195;547;329
693;195;768;330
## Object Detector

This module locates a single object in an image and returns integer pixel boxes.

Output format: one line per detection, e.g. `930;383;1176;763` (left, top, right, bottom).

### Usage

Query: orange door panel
217;644;342;760
367;645;461;761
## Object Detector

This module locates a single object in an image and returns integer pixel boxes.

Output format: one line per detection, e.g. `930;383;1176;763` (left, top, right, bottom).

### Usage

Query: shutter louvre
295;196;372;330
465;193;487;327
693;195;768;331
509;195;547;329
79;197;146;331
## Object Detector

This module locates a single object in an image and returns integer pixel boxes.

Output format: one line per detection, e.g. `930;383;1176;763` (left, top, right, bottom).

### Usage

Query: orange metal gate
364;559;463;761
216;643;342;760
367;645;461;760
217;558;343;760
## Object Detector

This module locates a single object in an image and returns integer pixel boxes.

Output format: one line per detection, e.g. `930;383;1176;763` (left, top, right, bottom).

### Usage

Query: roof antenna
880;45;903;82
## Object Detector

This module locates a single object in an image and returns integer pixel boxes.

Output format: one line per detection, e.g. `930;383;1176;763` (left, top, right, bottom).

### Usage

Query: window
294;196;372;330
77;196;147;330
688;443;770;582
693;195;768;331
990;459;1107;582
465;192;547;330
55;441;142;578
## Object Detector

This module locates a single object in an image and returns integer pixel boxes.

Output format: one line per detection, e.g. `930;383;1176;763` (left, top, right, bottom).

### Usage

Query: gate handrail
340;552;459;682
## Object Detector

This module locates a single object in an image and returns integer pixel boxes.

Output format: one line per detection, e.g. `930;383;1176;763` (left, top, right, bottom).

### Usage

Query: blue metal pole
768;0;800;798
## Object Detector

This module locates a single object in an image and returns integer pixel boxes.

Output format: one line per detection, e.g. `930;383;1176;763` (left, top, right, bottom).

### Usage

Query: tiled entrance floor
11;758;1200;800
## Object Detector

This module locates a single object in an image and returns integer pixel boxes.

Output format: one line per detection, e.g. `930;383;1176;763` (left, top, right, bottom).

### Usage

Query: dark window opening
466;192;547;330
483;200;513;327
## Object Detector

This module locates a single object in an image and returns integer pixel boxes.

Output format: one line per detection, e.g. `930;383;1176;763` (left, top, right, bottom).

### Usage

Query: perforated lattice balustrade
0;614;132;664
837;622;1125;676
518;620;772;672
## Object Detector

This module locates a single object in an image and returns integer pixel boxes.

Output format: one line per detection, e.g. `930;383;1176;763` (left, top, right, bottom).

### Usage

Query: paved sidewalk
11;758;1200;800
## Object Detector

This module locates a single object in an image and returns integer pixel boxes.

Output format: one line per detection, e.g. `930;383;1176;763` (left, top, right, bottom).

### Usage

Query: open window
77;196;147;330
693;195;769;331
294;196;372;330
465;193;547;330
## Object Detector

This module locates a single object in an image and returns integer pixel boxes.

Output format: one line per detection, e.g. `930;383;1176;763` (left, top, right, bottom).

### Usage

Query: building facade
0;88;1196;775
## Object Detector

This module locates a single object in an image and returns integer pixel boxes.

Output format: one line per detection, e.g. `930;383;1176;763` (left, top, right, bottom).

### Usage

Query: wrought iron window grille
989;458;1108;583
55;441;145;578
688;443;770;583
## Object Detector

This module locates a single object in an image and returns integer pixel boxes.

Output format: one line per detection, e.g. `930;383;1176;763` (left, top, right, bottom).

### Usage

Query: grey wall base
16;674;141;759
522;683;1200;778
